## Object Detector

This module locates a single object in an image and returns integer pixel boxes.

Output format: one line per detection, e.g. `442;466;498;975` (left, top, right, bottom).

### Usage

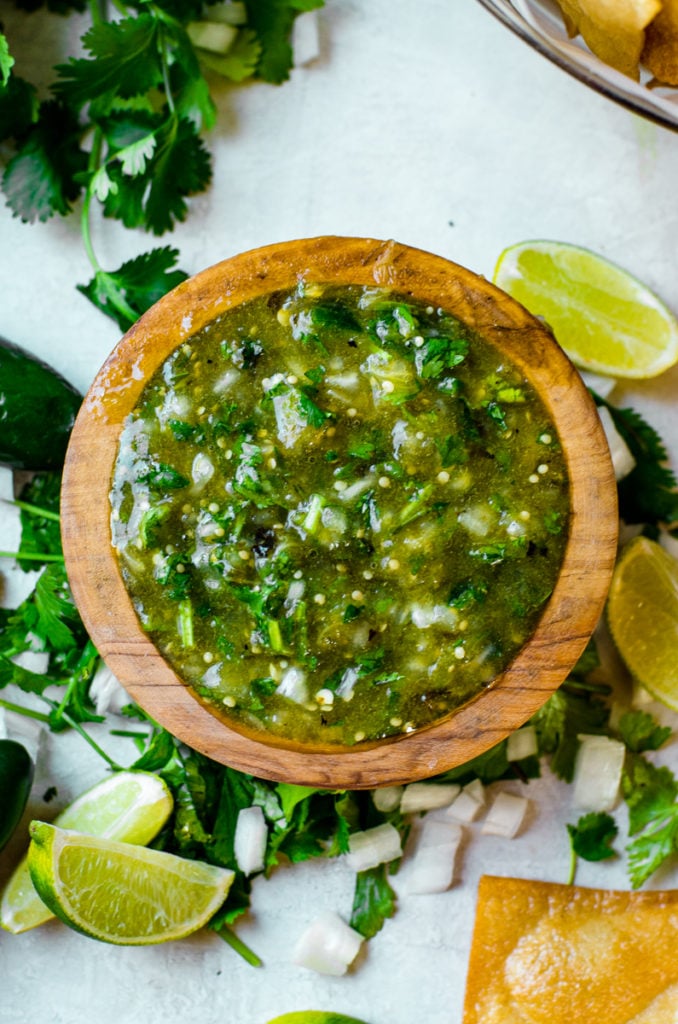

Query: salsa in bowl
61;237;617;788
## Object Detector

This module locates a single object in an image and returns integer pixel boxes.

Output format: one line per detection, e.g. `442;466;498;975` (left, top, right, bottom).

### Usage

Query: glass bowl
475;0;678;132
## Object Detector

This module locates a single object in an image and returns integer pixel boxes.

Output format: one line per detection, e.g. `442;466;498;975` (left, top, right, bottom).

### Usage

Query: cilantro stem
211;922;263;967
0;550;64;562
0;698;52;724
5;498;61;523
41;697;122;770
566;846;577;886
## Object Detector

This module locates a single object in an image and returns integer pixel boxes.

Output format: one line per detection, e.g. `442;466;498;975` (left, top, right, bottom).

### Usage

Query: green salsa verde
110;284;569;746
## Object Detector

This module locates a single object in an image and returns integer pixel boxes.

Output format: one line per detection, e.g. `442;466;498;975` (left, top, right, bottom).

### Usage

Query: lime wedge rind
1;770;173;934
27;822;234;946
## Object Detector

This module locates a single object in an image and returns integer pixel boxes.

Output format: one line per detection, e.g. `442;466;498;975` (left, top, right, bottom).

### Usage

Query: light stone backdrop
1;3;678;1022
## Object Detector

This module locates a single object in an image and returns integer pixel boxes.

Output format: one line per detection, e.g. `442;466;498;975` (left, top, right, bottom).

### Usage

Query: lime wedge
1;770;173;934
607;536;678;707
493;240;678;379
27;822;234;945
266;1015;371;1024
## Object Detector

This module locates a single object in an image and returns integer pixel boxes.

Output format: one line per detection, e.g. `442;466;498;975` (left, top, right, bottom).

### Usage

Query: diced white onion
659;529;678;561
372;786;403;813
88;661;131;716
321;506;347;534
11;649;49;676
410;604;459;631
207;2;247;27
234;806;267;875
191;452;215;487
457;504;495;537
506;726;538;762
481;791;529;838
0;466;13;501
338;476;376;502
400;782;460;815
273;391;307;448
403;819;463;895
572;734;625;812
435;779;485;824
187;20;238;54
345;822;402;872
213;368;240;392
276;667;308;704
596;406;636;481
336;666;358;701
0;707;43;763
292;10;320;67
292;911;363;976
284;580;305;613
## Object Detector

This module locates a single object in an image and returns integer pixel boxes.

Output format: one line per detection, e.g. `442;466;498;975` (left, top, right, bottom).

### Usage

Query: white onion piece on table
234;805;268;876
400;782;460;815
572;734;625;812
506;725;538;762
345;822;402;872
435;779;486;824
372;785;404;813
481;792;529;839
292;911;364;976
89;661;131;716
403;819;463;895
596;406;636;481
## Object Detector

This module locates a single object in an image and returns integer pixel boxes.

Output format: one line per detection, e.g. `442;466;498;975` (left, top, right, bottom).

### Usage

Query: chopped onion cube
88;661;131;716
0;707;43;762
506;725;538;762
276;666;308;704
481;791;529;838
437;779;486;824
336;666;358;701
191;452;215;487
400;782;460;815
187;20;238;54
234;805;267;875
292;911;363;976
403;819;463;895
572;734;625;812
292;10;320;67
596;406;636;481
345;822;402;872
372;785;403;813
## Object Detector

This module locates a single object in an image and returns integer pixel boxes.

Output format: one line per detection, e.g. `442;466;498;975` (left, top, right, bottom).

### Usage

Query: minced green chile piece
110;284;569;745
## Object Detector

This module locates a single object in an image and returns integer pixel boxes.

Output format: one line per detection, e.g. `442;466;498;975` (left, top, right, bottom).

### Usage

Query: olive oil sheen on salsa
110;284;569;746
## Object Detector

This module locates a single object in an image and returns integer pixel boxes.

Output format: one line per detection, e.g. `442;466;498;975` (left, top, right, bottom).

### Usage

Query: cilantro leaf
622;753;678;887
618;710;672;754
244;0;322;83
595;396;678;527
350;864;397;939
0;73;37;141
2;100;87;222
55;15;163;109
77;247;188;331
33;564;78;651
567;812;618;862
1;32;14;85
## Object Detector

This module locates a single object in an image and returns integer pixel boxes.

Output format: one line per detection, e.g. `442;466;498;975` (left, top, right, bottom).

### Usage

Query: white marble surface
1;2;678;1022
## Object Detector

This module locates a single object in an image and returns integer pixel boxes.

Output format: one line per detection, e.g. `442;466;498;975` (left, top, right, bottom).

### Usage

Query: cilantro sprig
0;1;323;330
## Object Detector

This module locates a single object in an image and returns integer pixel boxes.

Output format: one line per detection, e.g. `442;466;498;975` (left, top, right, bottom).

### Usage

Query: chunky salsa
110;284;569;745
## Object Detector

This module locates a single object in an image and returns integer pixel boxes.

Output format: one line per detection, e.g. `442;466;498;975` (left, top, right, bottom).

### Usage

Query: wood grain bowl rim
61;236;619;789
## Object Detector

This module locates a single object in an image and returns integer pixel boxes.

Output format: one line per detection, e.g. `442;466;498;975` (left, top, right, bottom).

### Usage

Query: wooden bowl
61;237;618;789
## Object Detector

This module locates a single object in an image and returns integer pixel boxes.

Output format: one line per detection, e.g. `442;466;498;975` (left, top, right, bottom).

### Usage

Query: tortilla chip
462;875;678;1024
643;0;678;84
554;0;662;79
